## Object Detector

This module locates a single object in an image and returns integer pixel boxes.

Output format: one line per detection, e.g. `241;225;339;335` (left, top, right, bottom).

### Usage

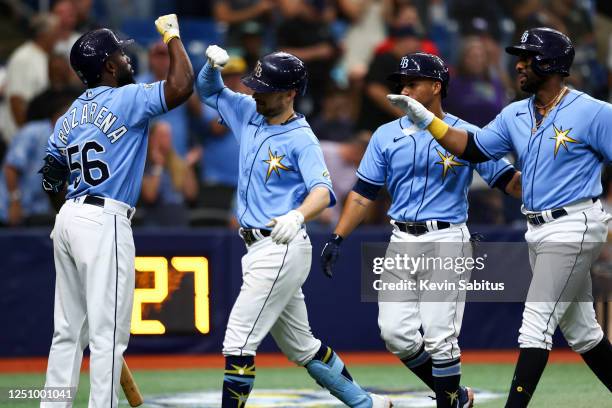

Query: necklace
531;86;567;134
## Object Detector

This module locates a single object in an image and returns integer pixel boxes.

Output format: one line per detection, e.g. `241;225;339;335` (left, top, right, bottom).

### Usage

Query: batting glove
387;94;434;129
320;234;343;278
155;14;180;44
266;210;304;245
206;45;230;69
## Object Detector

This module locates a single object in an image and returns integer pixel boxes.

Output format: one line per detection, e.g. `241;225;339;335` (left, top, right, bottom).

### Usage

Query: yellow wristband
427;117;449;140
163;33;179;44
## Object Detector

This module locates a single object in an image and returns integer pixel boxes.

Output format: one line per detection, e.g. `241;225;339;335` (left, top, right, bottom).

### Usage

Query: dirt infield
0;350;581;373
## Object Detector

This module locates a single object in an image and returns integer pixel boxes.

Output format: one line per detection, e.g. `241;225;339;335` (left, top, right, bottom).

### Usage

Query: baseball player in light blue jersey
321;53;520;408
198;45;392;408
388;28;612;407
40;16;193;407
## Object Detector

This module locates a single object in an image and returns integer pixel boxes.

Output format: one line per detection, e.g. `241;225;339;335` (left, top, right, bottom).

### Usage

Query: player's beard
116;66;135;87
519;72;546;94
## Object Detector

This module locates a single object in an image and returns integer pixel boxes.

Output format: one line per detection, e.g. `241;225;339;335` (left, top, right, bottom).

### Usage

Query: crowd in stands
0;0;611;229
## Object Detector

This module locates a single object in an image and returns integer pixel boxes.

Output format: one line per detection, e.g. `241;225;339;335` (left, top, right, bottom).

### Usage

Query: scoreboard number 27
130;256;210;335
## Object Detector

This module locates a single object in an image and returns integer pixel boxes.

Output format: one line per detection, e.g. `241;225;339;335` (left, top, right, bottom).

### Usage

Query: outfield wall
2;226;568;357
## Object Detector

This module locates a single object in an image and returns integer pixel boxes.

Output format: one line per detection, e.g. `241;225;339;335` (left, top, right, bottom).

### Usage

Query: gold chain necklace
532;86;567;135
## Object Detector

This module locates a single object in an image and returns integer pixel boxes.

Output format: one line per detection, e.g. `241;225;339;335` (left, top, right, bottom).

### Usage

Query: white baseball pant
378;223;471;362
223;230;321;366
42;197;135;408
519;199;610;353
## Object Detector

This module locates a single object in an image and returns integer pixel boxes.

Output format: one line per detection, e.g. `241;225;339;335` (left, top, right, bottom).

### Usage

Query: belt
82;195;135;219
239;228;271;246
526;198;597;226
393;220;450;236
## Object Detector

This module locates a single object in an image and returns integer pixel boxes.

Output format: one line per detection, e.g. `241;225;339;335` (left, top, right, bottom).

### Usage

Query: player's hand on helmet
266;210;304;245
155;14;180;44
206;45;230;69
320;234;343;278
387;94;434;129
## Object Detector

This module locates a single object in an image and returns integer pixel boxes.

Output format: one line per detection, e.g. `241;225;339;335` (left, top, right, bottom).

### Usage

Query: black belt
526;209;567;226
239;228;271;246
526;198;597;226
394;221;450;236
82;195;134;218
84;195;105;207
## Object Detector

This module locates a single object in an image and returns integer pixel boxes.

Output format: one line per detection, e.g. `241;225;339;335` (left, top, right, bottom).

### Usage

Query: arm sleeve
586;103;612;163
473;112;514;160
352;178;382;200
297;143;337;207
356;131;386;185
46;125;67;166
196;62;255;137
124;81;168;127
474;157;515;190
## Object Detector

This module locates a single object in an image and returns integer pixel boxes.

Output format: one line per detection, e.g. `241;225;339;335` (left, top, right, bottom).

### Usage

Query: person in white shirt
0;13;61;144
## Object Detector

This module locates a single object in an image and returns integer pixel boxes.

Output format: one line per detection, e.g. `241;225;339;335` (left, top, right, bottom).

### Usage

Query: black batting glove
320;234;343;278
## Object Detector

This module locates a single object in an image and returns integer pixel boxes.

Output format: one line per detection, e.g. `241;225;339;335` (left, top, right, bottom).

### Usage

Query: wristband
427;117;450;140
330;234;344;244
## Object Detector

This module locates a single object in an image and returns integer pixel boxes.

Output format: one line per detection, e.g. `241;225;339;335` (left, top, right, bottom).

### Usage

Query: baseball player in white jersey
40;16;193;407
197;46;391;408
321;53;520;408
387;28;612;406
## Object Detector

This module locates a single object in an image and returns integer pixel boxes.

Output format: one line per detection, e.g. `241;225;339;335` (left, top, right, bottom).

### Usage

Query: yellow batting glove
155;14;180;44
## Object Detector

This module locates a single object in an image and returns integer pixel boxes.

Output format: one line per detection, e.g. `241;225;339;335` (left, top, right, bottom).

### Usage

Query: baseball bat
120;358;144;407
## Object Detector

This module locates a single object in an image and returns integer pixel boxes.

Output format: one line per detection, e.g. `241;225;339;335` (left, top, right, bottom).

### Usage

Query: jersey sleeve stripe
473;133;496;160
356;171;385;186
487;164;513;186
159;81;168;113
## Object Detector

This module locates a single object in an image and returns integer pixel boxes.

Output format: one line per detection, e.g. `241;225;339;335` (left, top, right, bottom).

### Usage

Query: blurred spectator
594;2;612;102
277;0;340;117
52;0;80;57
375;3;439;56
213;0;274;49
310;86;355;141
137;41;201;157
449;0;504;41
239;21;266;70
71;0;99;32
140;121;200;227
26;53;83;122
319;130;370;224
0;90;73;227
0;13;61;145
338;0;386;83
356;24;421;132
444;36;508;127
196;56;245;219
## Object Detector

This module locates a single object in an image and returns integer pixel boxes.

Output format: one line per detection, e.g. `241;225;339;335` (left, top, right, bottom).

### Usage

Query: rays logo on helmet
399;56;410;69
254;61;262;78
521;31;529;43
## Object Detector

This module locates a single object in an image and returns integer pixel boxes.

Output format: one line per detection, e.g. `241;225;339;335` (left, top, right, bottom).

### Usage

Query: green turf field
0;363;609;407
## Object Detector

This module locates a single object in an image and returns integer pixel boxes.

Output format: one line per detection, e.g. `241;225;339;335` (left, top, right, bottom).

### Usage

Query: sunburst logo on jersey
550;124;577;158
435;149;464;180
263;147;292;182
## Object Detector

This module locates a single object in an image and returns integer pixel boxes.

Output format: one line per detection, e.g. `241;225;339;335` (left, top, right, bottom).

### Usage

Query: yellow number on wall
131;257;168;334
131;256;210;334
171;257;210;334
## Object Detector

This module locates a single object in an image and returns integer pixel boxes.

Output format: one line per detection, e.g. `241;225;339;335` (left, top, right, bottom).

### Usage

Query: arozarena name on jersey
57;103;127;145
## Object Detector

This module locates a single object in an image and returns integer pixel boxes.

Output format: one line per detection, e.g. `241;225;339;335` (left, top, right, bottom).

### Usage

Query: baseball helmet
241;52;308;96
505;27;574;77
387;53;450;98
70;28;134;86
